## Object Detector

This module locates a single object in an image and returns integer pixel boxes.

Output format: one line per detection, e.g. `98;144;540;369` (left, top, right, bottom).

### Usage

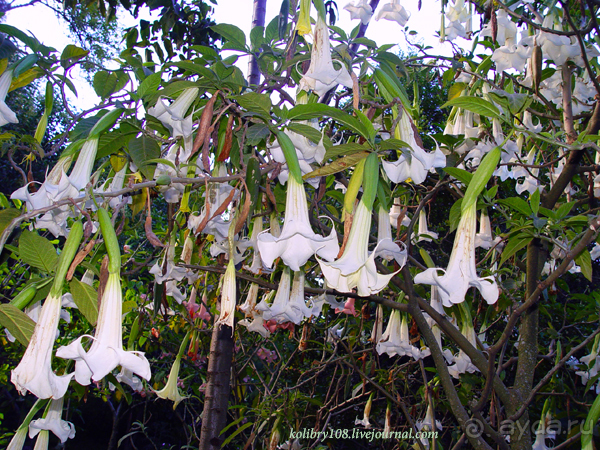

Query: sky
5;0;464;110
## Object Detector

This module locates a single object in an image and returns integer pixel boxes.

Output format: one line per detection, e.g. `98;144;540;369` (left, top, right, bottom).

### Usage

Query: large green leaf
70;279;98;326
233;92;272;118
211;23;247;51
324;142;369;160
128;136;161;180
0;208;20;237
500;233;533;266
575;248;593;282
93;71;119;98
442;96;500;119
19;230;58;274
137;72;162;99
60;44;89;69
0;304;35;346
288;104;370;140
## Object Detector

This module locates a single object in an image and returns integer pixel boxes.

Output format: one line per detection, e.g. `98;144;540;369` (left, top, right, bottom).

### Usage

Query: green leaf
355;110;376;142
249;26;265;51
442;96;500;119
0;208;20;236
575;248;593;282
234;92;272;117
487;90;531;115
499;197;533;216
93;71;119;98
245;157;262;218
286;123;322;143
377;138;411;151
89;109;124;138
69;279;98;326
443;167;472;186
0;304;35;346
211;23;247;51
449;197;463;232
60;44;89;68
462;147;500;212
245;124;270;145
288;104;370;140
303;151;370;179
530;189;540;216
137;72;162;99
500;234;533;266
128;136;161;180
13;54;38;78
582;391;600;450
419;249;435;268
448;82;467;101
324;142;368;160
19;230;58;274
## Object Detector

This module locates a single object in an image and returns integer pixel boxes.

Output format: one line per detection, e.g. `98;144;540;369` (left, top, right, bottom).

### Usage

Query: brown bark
199;323;234;450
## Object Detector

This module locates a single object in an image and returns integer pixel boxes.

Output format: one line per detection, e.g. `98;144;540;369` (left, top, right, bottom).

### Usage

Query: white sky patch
4;0;469;111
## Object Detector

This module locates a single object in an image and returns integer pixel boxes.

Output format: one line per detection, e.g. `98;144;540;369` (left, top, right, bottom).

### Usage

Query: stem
198;321;235;449
248;0;267;86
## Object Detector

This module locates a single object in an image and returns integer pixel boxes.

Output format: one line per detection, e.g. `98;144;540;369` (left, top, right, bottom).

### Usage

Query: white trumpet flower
217;258;237;330
0;69;18;126
29;397;75;444
376;309;430;359
374;205;407;266
258;175;339;271
148;88;198;138
56;272;151;385
319;201;397;297
317;201;398;297
299;16;354;99
474;209;493;249
414;210;438;243
11;292;75;399
155;332;190;409
375;0;410;26
382;112;445;184
414;201;499;307
344;0;373;24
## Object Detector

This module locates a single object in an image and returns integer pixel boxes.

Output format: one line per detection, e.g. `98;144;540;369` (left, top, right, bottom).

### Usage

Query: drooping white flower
355;393;373;428
319;200;397;297
298;16;353;99
56;272;151;385
154;136;195;203
376;309;430;359
414;201;499;307
188;164;234;241
155;332;190;409
344;0;373;24
239;284;271;338
414;210;438;243
416;402;442;448
0;69;18;126
424;287;455;363
375;0;410;26
447;306;479;378
382;111;445;184
217;257;237;331
374;205;407;266
149;241;196;304
29;397;75;444
474;209;493;249
11;292;75;399
258;175;339;271
148;88;198;138
492;44;530;73
480;10;517;46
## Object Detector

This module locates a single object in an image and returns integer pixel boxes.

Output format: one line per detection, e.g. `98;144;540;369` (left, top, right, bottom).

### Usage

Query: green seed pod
98;207;122;274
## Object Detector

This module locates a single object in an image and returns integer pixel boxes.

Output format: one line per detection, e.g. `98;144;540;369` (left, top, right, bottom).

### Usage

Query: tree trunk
198;323;234;450
248;0;267;86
